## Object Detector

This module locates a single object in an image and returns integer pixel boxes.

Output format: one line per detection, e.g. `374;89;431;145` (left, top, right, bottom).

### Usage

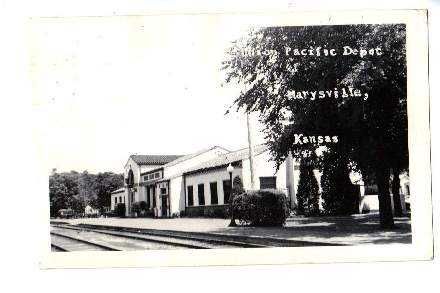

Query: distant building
110;187;125;211
84;205;100;217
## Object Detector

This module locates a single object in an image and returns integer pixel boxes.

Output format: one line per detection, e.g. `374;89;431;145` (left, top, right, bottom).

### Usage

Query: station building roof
111;187;125;194
183;144;268;175
130;154;183;166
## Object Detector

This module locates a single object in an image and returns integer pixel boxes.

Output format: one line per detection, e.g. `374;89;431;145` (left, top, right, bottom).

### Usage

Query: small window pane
259;177;277;189
223;180;231;204
210;182;218;205
187;186;194;206
198;184;205;206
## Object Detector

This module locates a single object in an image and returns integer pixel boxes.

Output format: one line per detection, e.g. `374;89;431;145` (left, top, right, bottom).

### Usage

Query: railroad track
50;231;121;252
50;222;344;251
50;224;266;251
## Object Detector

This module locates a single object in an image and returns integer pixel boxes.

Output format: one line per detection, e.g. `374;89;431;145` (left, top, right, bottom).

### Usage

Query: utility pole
247;113;256;189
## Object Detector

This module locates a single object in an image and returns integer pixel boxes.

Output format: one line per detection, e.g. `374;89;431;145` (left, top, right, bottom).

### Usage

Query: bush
139;201;148;211
184;205;228;218
203;206;228;218
233;189;289;226
114;203;126;217
131;202;140;215
296;158;320;216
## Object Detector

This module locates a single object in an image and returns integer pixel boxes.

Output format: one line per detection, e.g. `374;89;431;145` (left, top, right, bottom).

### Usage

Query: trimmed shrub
139;201;148;211
184;205;228;218
131;202;140;215
114;203;126;218
296;159;320;216
233;189;289;226
203;205;228;218
144;209;155;217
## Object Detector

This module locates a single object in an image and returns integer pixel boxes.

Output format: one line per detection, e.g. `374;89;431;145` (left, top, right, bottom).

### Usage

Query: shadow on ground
211;213;412;245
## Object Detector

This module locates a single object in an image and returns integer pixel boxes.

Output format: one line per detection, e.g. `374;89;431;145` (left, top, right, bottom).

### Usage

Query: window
198;184;205;205
115;197;117;204
147;187;150;207
144;176;148;181
187;186;194;206
210;182;218;205
152;187;156;206
364;184;378;195
155;172;160;178
160;187;167;195
259;177;277;189
223;180;231;204
119;196;122;203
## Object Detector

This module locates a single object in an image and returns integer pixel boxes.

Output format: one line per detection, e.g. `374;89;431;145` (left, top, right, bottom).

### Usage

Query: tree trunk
392;168;403;217
376;166;394;228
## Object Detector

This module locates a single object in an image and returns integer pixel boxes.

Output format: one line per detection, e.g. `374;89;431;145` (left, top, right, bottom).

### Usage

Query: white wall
169;176;184;215
242;151;288;194
185;167;243;207
150;147;230;215
123;157;162;205
110;191;127;211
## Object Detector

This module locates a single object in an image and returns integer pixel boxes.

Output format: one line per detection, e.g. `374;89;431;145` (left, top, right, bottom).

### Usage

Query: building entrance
161;195;168;218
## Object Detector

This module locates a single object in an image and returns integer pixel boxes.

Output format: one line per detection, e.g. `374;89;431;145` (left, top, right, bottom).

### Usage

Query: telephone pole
247;113;256;189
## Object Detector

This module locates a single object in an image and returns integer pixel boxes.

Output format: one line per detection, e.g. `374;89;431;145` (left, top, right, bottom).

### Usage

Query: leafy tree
296;155;320;216
222;24;407;228
78;170;96;208
95;172;124;213
320;148;359;215
49;172;79;217
49;170;124;216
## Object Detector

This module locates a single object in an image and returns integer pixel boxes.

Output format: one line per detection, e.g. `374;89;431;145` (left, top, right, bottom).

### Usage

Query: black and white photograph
28;9;432;268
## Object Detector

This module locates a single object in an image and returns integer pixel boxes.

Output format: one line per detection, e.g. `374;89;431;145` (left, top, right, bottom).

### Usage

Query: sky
29;15;266;173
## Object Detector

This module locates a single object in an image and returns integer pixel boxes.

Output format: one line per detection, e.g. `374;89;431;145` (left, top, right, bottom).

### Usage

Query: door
161;195;168;218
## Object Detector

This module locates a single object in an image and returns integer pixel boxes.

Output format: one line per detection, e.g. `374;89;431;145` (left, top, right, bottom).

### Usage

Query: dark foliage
320;149;359;215
49;170;124;217
131;202;140;215
233;189;289;226
232;176;245;197
296;158;320;216
115;203;126;218
222;24;407;228
139;201;148;211
184;205;228;218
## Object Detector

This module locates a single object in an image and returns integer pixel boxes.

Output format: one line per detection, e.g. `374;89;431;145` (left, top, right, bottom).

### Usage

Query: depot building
110;144;410;218
111;145;298;218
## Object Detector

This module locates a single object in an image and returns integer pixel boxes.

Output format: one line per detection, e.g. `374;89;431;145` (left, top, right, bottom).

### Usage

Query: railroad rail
50;222;344;251
50;224;264;251
50;231;121;252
